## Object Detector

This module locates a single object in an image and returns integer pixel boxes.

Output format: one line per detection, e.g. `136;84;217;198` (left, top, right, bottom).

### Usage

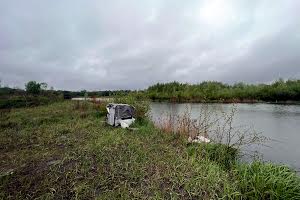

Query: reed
154;104;267;151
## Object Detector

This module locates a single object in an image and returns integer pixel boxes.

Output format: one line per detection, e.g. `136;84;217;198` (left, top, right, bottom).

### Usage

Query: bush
25;81;42;95
234;161;300;199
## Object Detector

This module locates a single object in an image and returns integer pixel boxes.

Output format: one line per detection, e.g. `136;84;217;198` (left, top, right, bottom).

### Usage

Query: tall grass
0;101;236;199
0;101;299;199
234;161;300;199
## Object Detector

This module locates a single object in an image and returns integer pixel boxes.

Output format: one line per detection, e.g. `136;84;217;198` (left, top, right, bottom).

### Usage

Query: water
150;102;300;171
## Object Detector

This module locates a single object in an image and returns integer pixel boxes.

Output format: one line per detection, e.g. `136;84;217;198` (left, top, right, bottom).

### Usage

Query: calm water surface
150;102;300;171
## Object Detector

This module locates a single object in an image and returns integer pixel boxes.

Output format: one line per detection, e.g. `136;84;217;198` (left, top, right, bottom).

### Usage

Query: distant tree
40;82;48;90
80;90;87;97
25;81;42;95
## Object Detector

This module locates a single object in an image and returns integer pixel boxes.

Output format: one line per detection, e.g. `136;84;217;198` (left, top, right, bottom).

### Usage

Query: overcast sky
0;0;299;90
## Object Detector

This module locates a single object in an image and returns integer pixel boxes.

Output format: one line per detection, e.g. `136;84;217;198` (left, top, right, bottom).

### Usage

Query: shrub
25;81;42;95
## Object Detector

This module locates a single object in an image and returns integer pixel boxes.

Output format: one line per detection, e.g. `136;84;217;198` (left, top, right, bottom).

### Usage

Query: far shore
71;97;300;105
71;97;114;102
150;99;300;105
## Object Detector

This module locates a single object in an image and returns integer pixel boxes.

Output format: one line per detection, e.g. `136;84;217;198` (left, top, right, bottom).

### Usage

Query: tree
25;81;42;95
40;82;48;90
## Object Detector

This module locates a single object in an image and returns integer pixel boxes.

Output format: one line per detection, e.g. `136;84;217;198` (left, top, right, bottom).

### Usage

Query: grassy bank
1;101;299;199
150;98;300;105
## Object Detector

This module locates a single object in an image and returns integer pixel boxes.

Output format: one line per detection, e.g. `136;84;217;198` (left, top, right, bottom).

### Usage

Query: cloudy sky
0;0;299;90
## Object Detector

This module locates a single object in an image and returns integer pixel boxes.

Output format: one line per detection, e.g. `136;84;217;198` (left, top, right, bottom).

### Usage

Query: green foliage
25;81;43;95
147;79;300;102
234;161;300;199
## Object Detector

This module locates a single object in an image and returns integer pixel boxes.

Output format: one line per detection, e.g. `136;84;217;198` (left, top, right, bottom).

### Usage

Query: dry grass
154;104;268;154
154;110;199;139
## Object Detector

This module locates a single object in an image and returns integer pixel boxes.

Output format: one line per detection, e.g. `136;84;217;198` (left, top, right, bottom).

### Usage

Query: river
150;102;300;171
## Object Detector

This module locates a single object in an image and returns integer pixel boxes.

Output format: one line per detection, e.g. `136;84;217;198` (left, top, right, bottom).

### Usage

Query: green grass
233;162;300;199
187;143;238;170
0;101;299;199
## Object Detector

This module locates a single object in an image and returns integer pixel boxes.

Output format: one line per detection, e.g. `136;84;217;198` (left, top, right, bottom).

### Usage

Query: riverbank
1;101;299;199
150;98;300;105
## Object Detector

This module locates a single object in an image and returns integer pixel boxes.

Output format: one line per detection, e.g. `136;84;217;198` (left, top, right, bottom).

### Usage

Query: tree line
0;80;132;108
1;79;300;108
0;81;131;98
146;79;300;102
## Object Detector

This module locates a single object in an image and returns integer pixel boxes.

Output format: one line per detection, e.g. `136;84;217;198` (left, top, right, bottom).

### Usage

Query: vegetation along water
1;97;300;199
147;79;300;103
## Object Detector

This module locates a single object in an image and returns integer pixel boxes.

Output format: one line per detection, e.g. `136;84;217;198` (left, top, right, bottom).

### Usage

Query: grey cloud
0;0;299;90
